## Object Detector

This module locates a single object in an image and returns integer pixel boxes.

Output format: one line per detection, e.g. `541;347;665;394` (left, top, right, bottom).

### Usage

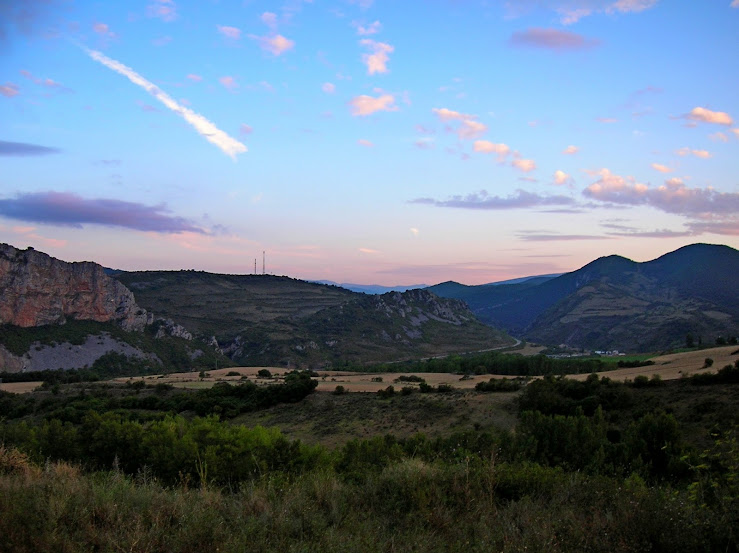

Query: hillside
114;271;514;367
0;244;229;374
431;243;739;352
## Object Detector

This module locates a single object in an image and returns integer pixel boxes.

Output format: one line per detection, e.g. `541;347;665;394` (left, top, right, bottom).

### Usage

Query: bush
377;386;395;399
333;385;346;395
703;358;714;368
257;369;272;378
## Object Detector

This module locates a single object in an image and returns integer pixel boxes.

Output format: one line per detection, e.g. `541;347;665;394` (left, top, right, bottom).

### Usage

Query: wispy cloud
409;189;575;210
84;48;246;159
473;140;511;160
1;83;20;97
147;0;177;22
360;39;394;74
562;145;579;155
219;76;238;90
357;139;374;147
217;25;241;40
509;28;599;51
651;163;672;173
348;93;397;116
676;147;711;158
507;0;659;25
0;140;60;156
355;20;381;36
0;191;206;234
432;107;487;140
322;82;336;94
516;231;610;242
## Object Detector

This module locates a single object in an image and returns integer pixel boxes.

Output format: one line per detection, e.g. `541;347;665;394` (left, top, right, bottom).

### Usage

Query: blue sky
1;0;738;285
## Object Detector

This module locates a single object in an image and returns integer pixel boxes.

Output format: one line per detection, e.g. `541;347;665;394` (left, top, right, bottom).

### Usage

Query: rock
0;243;151;331
154;319;193;340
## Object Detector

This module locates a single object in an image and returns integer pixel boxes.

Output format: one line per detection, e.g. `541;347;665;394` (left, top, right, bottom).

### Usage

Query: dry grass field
570;345;738;382
0;381;43;394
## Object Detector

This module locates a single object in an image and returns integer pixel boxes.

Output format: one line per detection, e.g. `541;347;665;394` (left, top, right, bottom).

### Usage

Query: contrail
84;48;247;159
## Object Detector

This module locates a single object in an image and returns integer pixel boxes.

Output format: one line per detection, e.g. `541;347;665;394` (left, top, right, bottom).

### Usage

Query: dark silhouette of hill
430;244;739;352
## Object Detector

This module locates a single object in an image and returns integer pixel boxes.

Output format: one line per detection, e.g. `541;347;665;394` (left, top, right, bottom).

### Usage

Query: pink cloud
512;158;537;173
93;22;115;37
348;94;397;116
583;169;739;222
261;12;278;28
685;106;733;126
676;147;712;159
360;39;394;74
186;74;202;82
356;20;381;36
509;28;599;51
217;25;241;40
553;170;572;185
147;0;177;22
357;139;374;147
1;83;20;97
473;140;511;160
252;34;295;56
596;117;618;123
322;82;336;94
651;163;672;173
240;124;253;135
414;139;434;150
562;145;579;155
219;76;238;90
458;119;487;140
432;107;473;121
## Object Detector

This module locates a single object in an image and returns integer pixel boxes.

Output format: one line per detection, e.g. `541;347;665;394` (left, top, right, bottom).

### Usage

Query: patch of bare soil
0;382;43;394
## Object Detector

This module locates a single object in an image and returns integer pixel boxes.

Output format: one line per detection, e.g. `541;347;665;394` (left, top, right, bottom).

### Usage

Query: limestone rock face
0;243;152;331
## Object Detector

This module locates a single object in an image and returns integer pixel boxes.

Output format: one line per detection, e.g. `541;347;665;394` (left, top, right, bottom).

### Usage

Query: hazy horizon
2;1;738;285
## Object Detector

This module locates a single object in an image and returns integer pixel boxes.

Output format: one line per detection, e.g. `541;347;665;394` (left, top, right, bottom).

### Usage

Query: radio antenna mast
262;251;265;275
254;259;257;274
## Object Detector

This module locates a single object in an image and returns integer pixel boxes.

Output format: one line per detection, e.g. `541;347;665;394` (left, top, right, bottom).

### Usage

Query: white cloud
348;94;397;116
360;39;394;74
562;145;579;155
85;48;246;159
410;227;419;236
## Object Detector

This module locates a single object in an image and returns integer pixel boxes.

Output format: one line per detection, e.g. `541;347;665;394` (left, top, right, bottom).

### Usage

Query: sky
1;0;738;286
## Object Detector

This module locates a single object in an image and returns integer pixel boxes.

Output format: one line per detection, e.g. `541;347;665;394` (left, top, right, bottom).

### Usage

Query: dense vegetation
2;359;738;551
336;350;619;376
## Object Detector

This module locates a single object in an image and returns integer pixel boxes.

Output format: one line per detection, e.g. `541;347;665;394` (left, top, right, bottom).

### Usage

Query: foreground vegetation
1;361;738;551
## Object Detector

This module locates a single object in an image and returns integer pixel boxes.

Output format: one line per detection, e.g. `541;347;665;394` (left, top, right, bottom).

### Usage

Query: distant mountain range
429;243;739;352
312;281;428;295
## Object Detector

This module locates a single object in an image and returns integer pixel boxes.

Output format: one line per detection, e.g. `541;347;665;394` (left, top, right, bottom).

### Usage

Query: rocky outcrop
0;243;153;331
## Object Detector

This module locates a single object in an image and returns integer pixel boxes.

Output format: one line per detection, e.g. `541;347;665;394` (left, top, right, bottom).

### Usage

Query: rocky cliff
0;243;152;331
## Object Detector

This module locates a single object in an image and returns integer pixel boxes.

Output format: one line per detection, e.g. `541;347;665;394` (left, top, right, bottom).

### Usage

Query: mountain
312;281;428;294
0;244;227;373
430;244;739;352
114;271;513;367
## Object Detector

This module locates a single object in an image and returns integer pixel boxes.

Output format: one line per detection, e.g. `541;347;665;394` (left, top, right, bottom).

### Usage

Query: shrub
704;358;714;369
333;385;346;395
257;369;273;378
226;371;241;377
